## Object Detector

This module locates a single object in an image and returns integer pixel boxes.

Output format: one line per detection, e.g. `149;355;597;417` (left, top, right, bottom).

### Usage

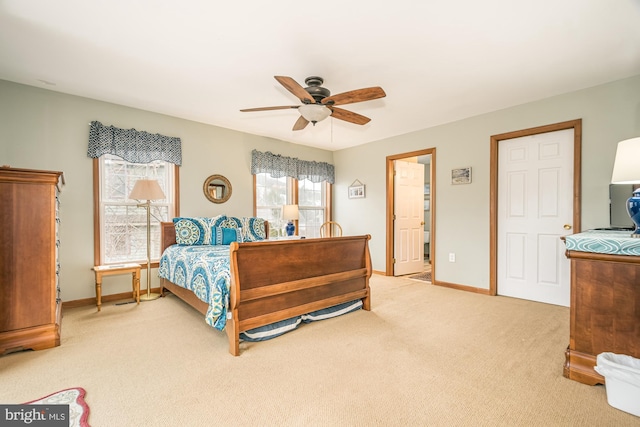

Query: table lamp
611;137;640;237
282;204;299;236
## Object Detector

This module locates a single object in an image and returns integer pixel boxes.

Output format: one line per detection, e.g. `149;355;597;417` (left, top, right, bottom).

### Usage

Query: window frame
92;157;180;267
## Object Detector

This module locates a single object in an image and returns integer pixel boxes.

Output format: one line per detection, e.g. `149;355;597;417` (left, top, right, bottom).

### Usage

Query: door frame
386;148;436;276
489;119;582;296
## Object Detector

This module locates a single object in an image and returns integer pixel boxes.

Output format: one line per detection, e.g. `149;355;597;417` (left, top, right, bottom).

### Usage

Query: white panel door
394;160;425;276
498;129;573;306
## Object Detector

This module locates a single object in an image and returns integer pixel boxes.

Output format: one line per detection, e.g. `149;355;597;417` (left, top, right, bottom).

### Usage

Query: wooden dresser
0;167;64;355
563;236;640;385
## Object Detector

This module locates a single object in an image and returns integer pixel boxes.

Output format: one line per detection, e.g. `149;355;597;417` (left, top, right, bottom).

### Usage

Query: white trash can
594;352;640;417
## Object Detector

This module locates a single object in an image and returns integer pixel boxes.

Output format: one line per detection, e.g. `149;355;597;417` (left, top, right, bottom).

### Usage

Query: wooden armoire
0;167;64;354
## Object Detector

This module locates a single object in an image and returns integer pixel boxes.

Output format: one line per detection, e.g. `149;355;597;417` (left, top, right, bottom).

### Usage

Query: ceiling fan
240;76;386;131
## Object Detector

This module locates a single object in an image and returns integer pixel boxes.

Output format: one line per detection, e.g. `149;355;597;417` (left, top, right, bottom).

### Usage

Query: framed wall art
348;179;366;199
451;167;472;185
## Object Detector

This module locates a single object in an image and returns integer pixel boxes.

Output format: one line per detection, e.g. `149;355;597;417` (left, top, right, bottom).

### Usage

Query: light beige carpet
0;275;637;426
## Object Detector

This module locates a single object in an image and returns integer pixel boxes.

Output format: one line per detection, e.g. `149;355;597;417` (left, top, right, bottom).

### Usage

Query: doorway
489;119;582;305
386;148;436;277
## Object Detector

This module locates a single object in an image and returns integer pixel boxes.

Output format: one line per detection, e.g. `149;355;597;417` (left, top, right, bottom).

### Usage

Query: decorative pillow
239;217;267;242
173;215;226;245
218;216;242;230
214;227;243;245
209;215;227;228
239;316;302;342
173;217;212;245
301;300;363;323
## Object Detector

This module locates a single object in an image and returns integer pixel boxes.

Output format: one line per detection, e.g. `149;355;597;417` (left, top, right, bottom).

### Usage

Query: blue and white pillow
214;227;243;245
239;217;267;242
173;217;212;245
218;216;242;230
173;215;226;245
239;316;302;342
209;215;227;228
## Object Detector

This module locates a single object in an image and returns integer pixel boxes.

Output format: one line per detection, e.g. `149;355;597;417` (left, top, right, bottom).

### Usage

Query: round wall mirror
203;174;232;204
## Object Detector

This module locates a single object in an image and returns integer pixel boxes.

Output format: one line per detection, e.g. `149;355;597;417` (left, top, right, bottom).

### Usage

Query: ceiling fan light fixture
298;104;331;125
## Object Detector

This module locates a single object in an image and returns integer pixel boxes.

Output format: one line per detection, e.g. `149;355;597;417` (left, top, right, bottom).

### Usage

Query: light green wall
2;75;639;301
333;74;640;289
0;80;333;301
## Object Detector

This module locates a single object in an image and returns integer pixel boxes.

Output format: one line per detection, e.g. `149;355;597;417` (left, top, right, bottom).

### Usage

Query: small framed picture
348;184;365;199
451;167;472;185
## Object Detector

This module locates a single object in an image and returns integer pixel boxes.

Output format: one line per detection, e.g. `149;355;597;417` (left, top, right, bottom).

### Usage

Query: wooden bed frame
159;222;372;356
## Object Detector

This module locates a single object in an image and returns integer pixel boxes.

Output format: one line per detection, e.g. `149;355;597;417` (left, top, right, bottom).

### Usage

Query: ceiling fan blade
274;76;315;104
292;115;309;131
240;105;299;112
329;107;371;125
322;86;386;106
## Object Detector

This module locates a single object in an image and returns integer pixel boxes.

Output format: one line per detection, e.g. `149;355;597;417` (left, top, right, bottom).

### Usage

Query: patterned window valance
251;149;335;184
87;121;182;165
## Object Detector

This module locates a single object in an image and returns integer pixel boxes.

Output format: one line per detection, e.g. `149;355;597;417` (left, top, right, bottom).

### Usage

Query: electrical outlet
449;253;456;262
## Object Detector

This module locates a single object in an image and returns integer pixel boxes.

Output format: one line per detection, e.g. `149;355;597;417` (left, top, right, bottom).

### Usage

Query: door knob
563;224;572;230
421;221;425;225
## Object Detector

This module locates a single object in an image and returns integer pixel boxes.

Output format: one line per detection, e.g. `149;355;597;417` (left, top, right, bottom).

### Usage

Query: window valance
251;149;335;184
87;121;182;165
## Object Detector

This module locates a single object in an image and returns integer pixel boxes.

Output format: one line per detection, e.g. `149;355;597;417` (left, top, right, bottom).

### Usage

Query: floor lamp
129;179;166;301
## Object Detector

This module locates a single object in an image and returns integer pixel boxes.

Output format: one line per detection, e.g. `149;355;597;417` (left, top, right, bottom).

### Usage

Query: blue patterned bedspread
563;229;640;256
158;245;231;330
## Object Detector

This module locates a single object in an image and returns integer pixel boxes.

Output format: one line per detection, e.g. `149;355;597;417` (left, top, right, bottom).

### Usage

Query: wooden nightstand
92;264;141;311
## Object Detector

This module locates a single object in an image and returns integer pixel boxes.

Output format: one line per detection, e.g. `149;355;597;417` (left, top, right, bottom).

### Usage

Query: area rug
24;387;90;427
409;271;432;282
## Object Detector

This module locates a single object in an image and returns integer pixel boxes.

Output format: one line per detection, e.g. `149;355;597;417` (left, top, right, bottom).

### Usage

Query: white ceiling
1;1;639;151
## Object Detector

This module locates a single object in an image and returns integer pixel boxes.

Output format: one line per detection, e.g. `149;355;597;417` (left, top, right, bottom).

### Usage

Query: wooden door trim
386;148;436;276
489;119;582;295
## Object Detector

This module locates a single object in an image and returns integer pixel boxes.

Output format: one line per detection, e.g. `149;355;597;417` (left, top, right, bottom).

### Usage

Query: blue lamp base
285;221;295;236
627;189;640;237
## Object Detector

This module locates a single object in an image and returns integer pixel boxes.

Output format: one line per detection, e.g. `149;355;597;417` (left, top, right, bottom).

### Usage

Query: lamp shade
129;179;166;200
298;104;331;123
611;137;640;184
282;204;299;220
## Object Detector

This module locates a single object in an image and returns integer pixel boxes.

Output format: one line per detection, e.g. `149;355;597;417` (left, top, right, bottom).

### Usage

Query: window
93;154;179;266
254;173;330;237
298;178;329;238
255;173;288;226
